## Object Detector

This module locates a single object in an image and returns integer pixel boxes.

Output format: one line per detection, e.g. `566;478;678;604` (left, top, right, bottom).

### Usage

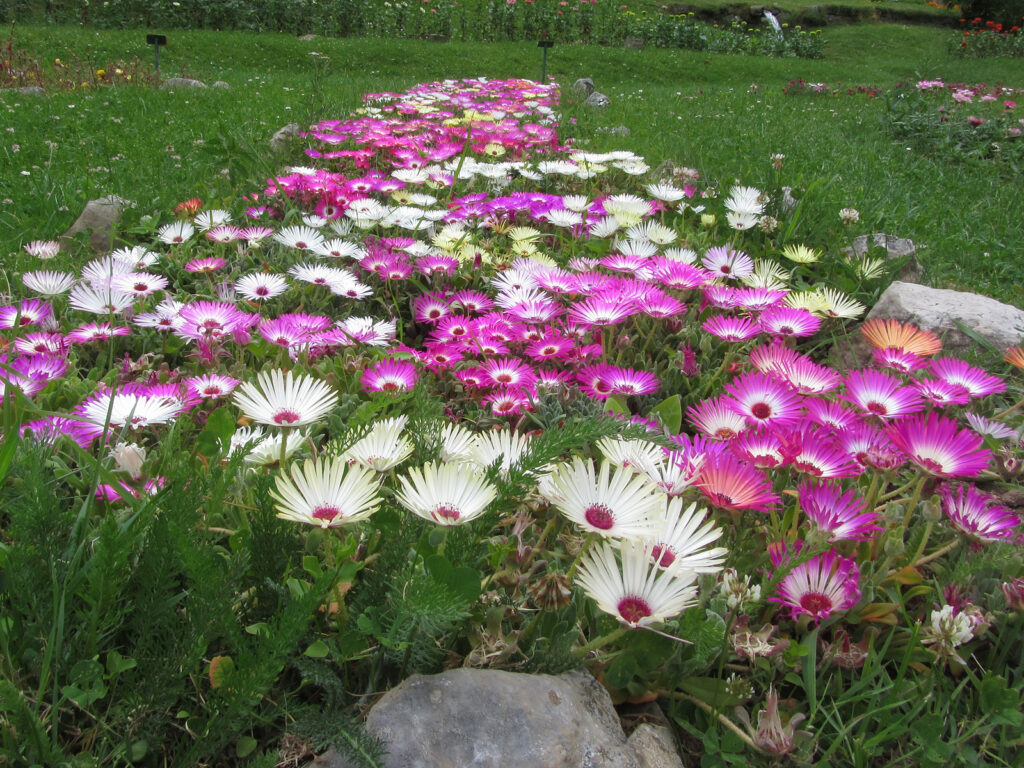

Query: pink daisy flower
650;260;707;290
843;369;924;419
412;293;452;324
567;296;638;326
939;483;1020;542
696;453;778;513
724;371;804;428
702;315;762;342
730;428;788;469
838;422;906;472
450;290;493;315
688;396;750;440
758;306;821;338
14;332;67;357
0;299;53;329
911;377;971;407
799;481;881;541
576;364;616;400
606;366;660;397
733;287;788;312
484;386;532;416
930;357;1005;399
871;347;929;374
481;357;538;389
786;428;860;478
361;358;418;394
770;549;861;623
702;246;754;279
66;322;131;344
416;254;459;277
803;399;861;433
186;374;241;400
884;412;991;478
525;334;575;362
185;257;227;274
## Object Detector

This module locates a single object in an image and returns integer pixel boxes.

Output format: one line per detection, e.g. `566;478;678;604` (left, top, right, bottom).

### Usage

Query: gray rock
270;122;303;153
61;195;132;253
585;92;610;108
624;37;644;49
573;78;596;97
842;233;924;282
299;33;318;40
211;80;231;90
833;281;1024;369
160;77;207;90
608;125;631;137
628;723;685;768
319;669;643;768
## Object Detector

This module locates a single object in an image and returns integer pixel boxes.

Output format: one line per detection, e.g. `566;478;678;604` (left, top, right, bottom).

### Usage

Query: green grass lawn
2;23;1023;306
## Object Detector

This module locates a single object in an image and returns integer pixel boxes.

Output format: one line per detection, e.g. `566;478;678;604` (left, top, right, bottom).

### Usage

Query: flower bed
2;77;1022;765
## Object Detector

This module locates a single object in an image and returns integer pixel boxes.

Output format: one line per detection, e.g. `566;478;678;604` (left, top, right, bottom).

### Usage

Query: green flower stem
887;538;961;578
566;533;595;580
663;691;763;753
876;475;920;505
995;396;1024;420
572;625;630;657
902;475;927;529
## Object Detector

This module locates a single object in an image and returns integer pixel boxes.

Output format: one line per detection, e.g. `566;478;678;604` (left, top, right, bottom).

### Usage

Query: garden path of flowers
7;77;1024;756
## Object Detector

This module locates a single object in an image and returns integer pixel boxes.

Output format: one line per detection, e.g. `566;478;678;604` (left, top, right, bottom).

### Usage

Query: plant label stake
147;34;167;75
537;40;554;84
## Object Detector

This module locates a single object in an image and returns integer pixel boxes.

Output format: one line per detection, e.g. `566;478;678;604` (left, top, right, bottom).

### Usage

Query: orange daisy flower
860;318;942;356
1005;346;1024;370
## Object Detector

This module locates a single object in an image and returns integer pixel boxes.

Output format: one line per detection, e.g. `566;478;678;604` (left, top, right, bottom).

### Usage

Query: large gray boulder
270;122;303;153
832;281;1024;368
317;669;647;768
573;78;596;97
585;92;610;108
61;195;132;253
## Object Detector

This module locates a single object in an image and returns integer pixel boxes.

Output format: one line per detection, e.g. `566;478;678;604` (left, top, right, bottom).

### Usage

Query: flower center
203;386;222;396
616;596;652;625
799;591;833;617
650;544;676;568
273;410;301;425
312;505;341;523
751;402;772;420
495;372;513;383
432;504;461;522
584;504;615;530
381;381;400;393
918;456;945;475
295;241;307;249
134;283;148;292
707;492;734;509
866;401;888;416
256;287;269;296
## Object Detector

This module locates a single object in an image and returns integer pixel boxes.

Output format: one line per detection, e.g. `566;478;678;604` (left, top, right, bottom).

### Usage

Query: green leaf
647;395;682;434
235;736;258;758
677;677;741;710
105;650;137;677
129;739;149;762
605;394;629;415
304;639;330;658
195;406;236;459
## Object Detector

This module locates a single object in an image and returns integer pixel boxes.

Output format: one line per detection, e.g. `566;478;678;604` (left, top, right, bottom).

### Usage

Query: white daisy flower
233;369;338;428
341;416;414;472
576;540;699;628
538;457;664;540
272;455;382;528
22;271;76;297
395;461;497;526
646;498;728;574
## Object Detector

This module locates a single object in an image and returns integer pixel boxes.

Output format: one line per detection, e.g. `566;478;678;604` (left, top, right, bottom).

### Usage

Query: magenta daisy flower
871;347;929;374
884;412;992;478
734;287;788;312
525;334;575;362
799;480;881;541
911;377;971;407
696;453;778;513
362;358;418;394
185;256;227;274
651;260;707;290
484;386;533;416
66;322;132;344
412;293;452;324
176;301;257;341
567;296;638;326
843;369;924;419
724;371;804;428
929;357;1005;399
576;364;616;401
758;306;822;338
481;357;538;390
730;428;788;469
788;432;860;478
15;332;67;357
0;299;52;329
803;399;861;432
688;396;750;440
838;422;906;471
702;315;761;342
606;366;660;397
939;483;1020;542
771;357;842;396
416;254;459;276
770;549;861;623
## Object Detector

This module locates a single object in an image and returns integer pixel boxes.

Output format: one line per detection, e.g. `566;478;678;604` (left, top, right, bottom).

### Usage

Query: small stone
842;233;924;282
299;33;318;41
624;37;644;49
609;126;631;136
628;723;685;768
2;85;45;95
160;77;207;90
573;78;596;97
585;91;610;108
211;81;230;90
61;195;132;253
270;122;303;153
